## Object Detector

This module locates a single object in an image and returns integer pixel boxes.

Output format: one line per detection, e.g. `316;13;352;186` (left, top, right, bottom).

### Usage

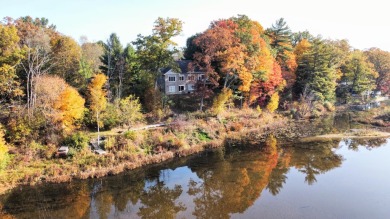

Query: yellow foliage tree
54;86;85;133
266;92;279;113
88;74;107;144
119;95;144;127
50;35;82;83
294;39;311;62
211;88;233;115
0;24;24;102
0;124;9;171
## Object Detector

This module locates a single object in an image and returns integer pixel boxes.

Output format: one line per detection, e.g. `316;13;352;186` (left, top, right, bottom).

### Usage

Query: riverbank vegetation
0;15;389;194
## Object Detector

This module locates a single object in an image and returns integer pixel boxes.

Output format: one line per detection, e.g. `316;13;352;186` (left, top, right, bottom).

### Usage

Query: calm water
1;116;390;219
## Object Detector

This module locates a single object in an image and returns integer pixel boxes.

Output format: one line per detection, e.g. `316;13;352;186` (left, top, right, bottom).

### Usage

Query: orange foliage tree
53;86;85;133
190;15;286;108
35;75;85;134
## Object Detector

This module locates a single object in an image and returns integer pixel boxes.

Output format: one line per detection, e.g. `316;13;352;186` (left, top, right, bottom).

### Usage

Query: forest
0;15;389;190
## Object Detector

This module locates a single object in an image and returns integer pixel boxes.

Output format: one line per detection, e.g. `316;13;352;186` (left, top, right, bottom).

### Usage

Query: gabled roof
161;60;201;74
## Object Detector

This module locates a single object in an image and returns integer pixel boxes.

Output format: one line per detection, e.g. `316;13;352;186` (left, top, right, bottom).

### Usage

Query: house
159;60;205;95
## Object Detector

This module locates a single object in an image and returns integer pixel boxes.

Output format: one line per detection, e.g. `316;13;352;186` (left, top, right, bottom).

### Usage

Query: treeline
185;16;389;115
1;15;390;171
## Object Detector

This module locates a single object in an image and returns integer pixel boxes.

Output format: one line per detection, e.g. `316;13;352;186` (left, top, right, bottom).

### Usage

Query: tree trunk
199;78;207;111
97;111;100;148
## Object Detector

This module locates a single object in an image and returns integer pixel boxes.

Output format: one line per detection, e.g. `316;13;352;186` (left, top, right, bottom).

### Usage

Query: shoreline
1;106;389;196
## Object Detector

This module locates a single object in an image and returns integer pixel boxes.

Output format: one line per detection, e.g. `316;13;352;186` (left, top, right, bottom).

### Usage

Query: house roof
161;60;201;74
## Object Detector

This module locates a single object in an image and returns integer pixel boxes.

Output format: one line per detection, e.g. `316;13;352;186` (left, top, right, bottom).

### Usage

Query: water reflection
344;138;388;151
0;136;388;219
138;182;185;218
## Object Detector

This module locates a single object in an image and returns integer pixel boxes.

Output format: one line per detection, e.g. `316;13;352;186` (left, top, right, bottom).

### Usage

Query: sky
1;0;390;51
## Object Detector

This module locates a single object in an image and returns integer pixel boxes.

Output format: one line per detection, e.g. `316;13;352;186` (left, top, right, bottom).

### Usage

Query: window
179;76;185;81
188;85;195;91
168;76;176;82
168;86;175;92
188;75;195;81
198;74;205;81
178;85;185;92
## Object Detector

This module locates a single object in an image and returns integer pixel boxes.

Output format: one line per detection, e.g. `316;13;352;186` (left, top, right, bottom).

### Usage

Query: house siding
162;70;203;95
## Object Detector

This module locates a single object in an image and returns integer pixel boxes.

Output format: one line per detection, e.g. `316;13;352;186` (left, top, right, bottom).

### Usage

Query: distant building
159;60;205;95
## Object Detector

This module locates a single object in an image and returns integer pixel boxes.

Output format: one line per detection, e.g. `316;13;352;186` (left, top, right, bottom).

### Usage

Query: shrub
102;102;121;129
63;132;89;151
211;88;233;115
124;130;137;140
6;113;32;145
230;122;243;132
267;93;279;113
324;101;335;112
29;141;46;159
0;124;10;171
104;136;116;152
196;129;211;142
67;148;77;159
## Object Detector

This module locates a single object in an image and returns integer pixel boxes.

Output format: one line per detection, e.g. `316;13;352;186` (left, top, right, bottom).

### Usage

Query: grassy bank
2;102;389;195
1;108;290;195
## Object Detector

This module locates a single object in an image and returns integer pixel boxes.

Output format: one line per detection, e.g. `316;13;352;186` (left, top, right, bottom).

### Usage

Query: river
1;115;389;219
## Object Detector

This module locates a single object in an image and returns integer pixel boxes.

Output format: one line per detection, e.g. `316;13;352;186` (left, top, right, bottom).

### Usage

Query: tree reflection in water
288;140;343;185
138;181;186;219
344;138;388;151
187;135;280;218
0;136;388;218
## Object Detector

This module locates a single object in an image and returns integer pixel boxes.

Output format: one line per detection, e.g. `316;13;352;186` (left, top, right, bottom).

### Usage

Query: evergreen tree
266;18;294;62
294;38;338;102
99;33;126;100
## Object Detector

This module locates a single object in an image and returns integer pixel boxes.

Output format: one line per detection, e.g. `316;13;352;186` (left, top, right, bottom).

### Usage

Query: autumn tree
190;15;286;109
0;23;24;104
88;74;107;146
35;75;67;120
80;36;104;73
266;18;297;98
53;86;85;133
365;48;390;94
266;92;279;113
340;50;378;96
211;88;233;115
119;95;144;127
50;34;81;85
251;62;285;105
294;39;311;62
34;75;85;134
